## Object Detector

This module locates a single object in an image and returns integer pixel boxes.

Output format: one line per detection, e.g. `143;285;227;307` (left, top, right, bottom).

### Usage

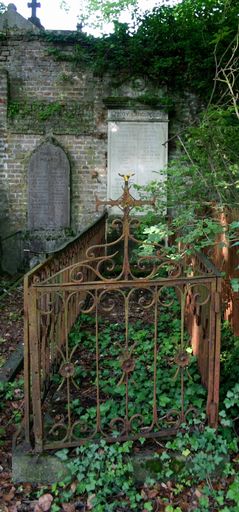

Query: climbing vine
41;0;238;101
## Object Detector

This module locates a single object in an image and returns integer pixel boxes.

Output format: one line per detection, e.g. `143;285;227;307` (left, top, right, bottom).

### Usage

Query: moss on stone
8;100;95;134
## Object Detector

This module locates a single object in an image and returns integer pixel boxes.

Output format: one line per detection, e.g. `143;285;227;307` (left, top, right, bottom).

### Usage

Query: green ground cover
1;294;239;510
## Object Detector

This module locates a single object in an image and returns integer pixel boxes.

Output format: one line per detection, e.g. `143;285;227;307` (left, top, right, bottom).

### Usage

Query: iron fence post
29;286;43;451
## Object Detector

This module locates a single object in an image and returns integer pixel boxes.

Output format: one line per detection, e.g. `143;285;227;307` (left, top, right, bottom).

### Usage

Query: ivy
52;440;144;511
36;1;238;101
8;100;63;121
7;100;94;132
135;103;239;261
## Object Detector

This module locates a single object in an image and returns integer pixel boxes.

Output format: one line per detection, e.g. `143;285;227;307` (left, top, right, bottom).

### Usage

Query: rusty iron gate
22;177;221;452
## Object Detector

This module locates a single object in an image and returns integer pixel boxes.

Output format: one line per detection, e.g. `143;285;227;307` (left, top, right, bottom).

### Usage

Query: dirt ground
0;278;24;368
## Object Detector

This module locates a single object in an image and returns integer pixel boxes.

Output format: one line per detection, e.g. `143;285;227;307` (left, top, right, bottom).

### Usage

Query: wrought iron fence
23;213;107;447
21;179;221;452
211;207;239;336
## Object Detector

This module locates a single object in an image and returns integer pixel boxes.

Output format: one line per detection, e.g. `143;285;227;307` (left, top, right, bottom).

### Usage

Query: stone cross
27;0;41;19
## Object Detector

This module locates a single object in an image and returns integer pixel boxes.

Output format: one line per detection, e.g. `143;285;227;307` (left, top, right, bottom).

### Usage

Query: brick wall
0;68;8;237
0;30;200;246
0;32;110;235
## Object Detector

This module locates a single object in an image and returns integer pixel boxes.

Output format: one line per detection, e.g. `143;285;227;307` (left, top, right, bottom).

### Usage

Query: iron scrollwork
26;175;221;451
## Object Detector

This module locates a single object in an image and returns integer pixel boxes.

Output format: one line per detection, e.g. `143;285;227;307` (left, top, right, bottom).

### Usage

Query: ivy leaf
55;449;69;461
230;279;239;292
143;502;153;511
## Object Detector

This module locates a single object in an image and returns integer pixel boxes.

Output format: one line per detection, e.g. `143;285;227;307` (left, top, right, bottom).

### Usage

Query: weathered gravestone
28;141;70;231
0;3;40;31
107;109;168;210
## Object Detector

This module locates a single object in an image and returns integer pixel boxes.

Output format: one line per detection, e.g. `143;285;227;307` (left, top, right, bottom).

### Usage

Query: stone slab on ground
12;446;69;484
12;446;229;485
0;342;23;382
12;447;164;485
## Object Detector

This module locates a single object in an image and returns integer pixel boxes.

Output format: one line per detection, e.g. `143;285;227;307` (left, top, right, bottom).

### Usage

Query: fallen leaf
8;505;18;512
87;494;95;510
34;505;43;512
70;481;77;493
0;504;8;512
141;489;147;499
195;489;202;498
23;483;32;495
147;489;158;499
38;493;53;512
62;503;75;512
3;486;15;502
0;471;9;480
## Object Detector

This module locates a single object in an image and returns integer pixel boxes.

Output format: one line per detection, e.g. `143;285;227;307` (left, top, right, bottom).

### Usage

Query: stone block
12;446;69;484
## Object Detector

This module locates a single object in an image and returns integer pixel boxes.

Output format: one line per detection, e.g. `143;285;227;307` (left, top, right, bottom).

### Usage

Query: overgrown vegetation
134;106;239;293
42;0;239;273
1;1;239;510
36;310;239;512
8;99;93;132
23;285;236;512
1;288;239;510
0;377;24;445
44;0;238;102
63;305;205;430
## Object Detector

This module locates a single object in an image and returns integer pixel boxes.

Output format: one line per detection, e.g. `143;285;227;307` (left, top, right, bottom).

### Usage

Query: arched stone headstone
28;142;70;230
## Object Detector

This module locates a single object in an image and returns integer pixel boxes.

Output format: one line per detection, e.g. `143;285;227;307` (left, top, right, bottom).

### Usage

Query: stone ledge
0;342;23;382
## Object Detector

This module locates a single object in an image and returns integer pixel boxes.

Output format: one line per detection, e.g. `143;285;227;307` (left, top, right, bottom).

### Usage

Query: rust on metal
21;176;222;452
174;350;190;368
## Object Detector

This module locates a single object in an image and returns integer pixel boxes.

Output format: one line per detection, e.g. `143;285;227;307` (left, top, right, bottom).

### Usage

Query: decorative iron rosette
59;362;75;378
174;350;190;368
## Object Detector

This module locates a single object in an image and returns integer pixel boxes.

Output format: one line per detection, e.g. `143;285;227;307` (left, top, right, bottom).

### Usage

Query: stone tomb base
12;445;166;485
12;444;69;484
12;444;229;484
25;228;73;268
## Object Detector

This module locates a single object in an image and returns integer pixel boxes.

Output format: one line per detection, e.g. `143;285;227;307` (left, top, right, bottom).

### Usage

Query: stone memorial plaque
28;142;70;230
108;110;168;211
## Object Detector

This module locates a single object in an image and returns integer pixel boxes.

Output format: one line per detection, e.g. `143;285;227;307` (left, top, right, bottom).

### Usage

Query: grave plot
19;176;221;452
42;286;208;448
